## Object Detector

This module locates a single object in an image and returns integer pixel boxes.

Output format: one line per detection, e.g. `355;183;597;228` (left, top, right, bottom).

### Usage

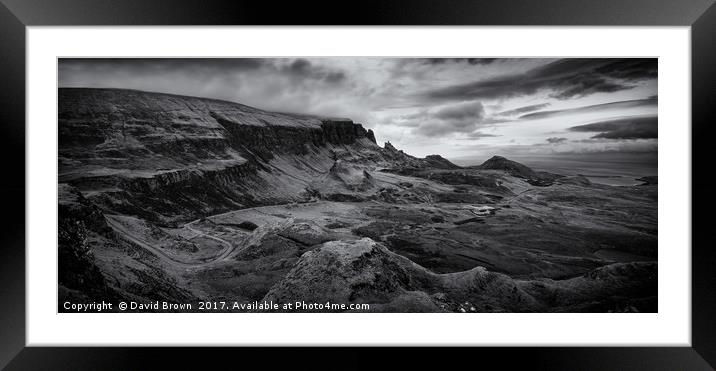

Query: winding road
106;215;236;268
184;220;237;261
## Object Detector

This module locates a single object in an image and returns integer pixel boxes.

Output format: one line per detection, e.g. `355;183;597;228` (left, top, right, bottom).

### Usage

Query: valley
58;88;658;313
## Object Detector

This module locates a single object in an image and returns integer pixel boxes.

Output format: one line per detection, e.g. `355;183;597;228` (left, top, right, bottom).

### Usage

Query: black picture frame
1;0;714;369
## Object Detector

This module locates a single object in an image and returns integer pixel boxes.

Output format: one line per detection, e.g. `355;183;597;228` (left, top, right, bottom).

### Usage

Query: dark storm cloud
464;131;501;139
496;103;551;117
549;75;626;100
60;58;267;74
592;59;658;80
422;58;499;65
569;115;658;139
282;58;347;83
546;137;568;144
519;97;657;120
433;101;484;121
421;58;657;102
396;101;486;137
59;58;347;85
388;58;502;82
288;58;311;72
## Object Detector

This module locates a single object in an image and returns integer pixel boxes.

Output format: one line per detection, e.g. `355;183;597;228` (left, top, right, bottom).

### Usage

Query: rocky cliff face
59;88;376;175
59;88;446;224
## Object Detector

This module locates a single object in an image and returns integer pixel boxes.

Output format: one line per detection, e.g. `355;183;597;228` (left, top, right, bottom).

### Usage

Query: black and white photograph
3;0;714;366
57;57;658;313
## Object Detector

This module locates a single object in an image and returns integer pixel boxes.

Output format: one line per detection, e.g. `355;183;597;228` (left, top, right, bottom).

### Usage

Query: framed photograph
2;0;714;369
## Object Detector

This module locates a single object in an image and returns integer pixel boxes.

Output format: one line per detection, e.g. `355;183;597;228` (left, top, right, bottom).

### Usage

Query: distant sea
451;152;657;187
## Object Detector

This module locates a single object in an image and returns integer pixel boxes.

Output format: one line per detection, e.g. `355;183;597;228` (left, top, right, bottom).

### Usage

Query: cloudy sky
59;58;657;163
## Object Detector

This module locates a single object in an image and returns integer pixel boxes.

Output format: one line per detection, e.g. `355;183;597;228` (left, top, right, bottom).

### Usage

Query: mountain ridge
59;88;458;224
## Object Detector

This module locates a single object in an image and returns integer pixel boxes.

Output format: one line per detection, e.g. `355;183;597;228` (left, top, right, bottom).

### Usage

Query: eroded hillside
58;88;657;313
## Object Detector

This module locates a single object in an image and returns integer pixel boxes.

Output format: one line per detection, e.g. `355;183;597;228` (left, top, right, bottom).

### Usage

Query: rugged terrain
58;88;658;312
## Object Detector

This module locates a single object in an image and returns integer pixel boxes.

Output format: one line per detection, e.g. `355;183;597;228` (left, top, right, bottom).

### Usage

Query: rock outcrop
477;155;562;186
381;142;461;170
263;238;657;312
477;155;537;178
424;154;461;169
